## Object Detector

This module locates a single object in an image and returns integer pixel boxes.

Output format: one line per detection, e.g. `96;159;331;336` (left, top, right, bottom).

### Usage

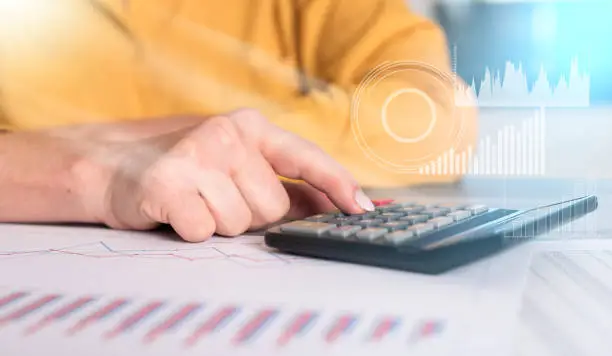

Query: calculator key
379;221;411;232
399;214;429;224
422;208;450;218
328;217;360;226
384;230;416;244
348;212;378;220
378;213;404;222
447;210;471;221
435;203;466;211
465;204;488;215
280;221;336;236
328;225;362;238
356;228;388;242
394;201;417;207
305;214;332;222
395;206;425;215
428;217;454;229
406;223;435;235
375;204;403;212
356;219;384;228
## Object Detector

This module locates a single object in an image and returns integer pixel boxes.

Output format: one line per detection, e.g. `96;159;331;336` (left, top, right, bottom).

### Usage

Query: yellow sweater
0;0;477;187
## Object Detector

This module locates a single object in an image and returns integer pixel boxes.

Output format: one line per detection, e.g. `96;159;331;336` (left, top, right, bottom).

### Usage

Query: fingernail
354;189;375;212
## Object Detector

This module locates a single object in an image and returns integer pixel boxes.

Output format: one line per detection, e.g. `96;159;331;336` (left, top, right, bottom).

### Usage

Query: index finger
257;123;375;215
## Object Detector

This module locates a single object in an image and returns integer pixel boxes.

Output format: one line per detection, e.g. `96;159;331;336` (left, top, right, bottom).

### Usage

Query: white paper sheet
0;223;532;356
513;239;612;356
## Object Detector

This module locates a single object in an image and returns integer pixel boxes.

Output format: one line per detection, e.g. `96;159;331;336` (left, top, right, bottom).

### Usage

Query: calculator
264;195;598;274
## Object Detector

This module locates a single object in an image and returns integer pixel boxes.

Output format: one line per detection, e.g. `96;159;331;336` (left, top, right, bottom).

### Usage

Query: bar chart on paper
419;108;546;176
0;289;450;355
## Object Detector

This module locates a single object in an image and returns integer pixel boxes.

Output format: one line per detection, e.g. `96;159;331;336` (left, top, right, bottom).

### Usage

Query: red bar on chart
408;319;445;343
104;301;164;339
370;317;400;342
277;311;318;346
0;292;29;311
232;309;278;345
185;306;239;347
66;299;129;336
25;297;95;335
0;295;60;325
144;303;202;343
325;314;357;343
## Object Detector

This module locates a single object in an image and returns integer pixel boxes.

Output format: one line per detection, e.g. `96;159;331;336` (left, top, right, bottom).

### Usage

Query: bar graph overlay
0;289;448;351
418;108;546;176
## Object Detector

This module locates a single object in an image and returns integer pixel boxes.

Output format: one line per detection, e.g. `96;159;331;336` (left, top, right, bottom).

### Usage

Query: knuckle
184;222;216;243
229;108;270;135
260;190;290;224
203;115;242;147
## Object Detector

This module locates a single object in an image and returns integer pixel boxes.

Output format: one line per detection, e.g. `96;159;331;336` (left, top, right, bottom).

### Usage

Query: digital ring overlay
350;61;470;173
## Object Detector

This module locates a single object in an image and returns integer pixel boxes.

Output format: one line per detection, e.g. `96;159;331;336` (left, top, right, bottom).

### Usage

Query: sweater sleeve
266;0;478;188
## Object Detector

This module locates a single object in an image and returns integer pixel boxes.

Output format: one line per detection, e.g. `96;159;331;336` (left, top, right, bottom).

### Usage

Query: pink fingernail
354;189;375;212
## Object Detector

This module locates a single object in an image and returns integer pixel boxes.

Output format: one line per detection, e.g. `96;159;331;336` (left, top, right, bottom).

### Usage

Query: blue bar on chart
0;294;61;325
185;306;240;347
231;309;278;345
26;296;95;335
104;301;164;339
276;311;318;346
66;299;130;335
325;314;358;343
369;316;401;342
144;303;202;343
0;291;29;311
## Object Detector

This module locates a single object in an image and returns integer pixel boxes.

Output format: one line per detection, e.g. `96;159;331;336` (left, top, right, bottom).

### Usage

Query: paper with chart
513;240;612;356
0;223;530;356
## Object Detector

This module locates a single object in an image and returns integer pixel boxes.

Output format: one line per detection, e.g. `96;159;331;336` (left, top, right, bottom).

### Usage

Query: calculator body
264;196;598;274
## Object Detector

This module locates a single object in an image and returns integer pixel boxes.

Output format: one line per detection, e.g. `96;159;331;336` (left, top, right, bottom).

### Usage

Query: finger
165;191;216;243
257;124;374;214
283;180;337;220
196;170;252;237
232;151;290;229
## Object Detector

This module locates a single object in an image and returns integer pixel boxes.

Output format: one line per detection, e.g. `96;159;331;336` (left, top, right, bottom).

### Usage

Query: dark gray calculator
264;196;598;274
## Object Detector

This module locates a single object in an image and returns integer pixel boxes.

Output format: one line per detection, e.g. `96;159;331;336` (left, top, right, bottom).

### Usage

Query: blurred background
405;0;612;180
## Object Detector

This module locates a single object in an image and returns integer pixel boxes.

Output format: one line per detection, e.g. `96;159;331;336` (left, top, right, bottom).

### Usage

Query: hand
75;109;375;242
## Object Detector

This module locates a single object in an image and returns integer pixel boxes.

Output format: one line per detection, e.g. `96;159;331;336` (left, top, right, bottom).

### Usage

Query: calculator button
422;208;450;218
395;206;425;215
384;230;416;244
328;225;362;238
406;223;435;235
395;201;417;207
429;217;454;229
399;214;429;224
465;204;488;215
378;213;404;222
328;217;360;226
379;221;411;232
435;203;466;211
305;214;332;222
280;221;336;236
375;204;403;212
356;228;388;241
447;210;471;221
349;212;378;220
356;219;383;228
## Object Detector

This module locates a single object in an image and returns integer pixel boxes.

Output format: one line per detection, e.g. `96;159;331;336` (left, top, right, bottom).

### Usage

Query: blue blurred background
412;0;611;105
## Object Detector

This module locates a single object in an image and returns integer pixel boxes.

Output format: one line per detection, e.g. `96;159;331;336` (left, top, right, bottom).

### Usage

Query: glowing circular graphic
350;61;472;173
381;88;436;143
